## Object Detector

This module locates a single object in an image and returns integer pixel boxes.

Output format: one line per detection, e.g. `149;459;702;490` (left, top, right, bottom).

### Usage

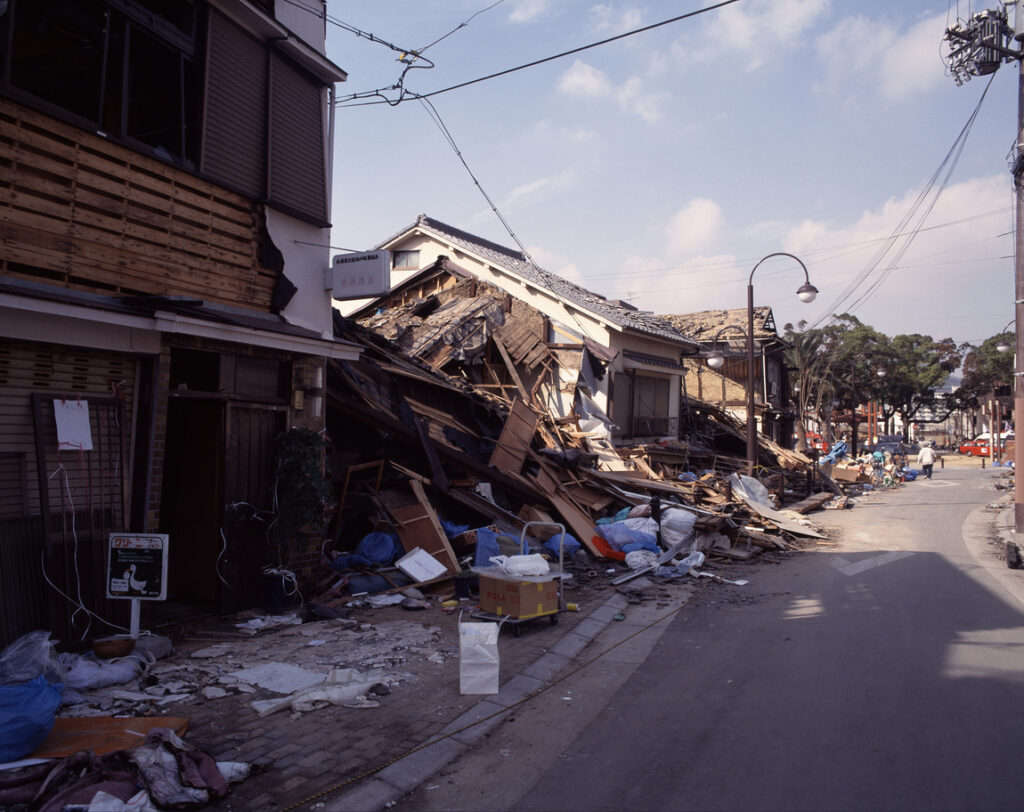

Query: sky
322;0;1021;347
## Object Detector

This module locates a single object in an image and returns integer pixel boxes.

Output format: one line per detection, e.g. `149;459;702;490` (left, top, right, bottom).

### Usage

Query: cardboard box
478;571;560;619
831;465;869;484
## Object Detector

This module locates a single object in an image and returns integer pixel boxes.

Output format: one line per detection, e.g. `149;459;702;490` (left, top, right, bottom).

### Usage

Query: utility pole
944;3;1024;532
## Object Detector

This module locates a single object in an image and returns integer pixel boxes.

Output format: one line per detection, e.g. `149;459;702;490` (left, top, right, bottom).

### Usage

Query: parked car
959;436;1009;456
873;441;919;458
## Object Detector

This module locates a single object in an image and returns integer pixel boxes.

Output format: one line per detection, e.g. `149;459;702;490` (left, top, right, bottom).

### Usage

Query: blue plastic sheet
0;675;63;762
544;533;581;557
595;522;660;554
441;520;470;539
473;526;501;568
820;440;848;464
327;531;402;572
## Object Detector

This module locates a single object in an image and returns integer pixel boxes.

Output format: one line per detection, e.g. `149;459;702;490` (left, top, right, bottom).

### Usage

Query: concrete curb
961;491;1024;609
323;592;627;812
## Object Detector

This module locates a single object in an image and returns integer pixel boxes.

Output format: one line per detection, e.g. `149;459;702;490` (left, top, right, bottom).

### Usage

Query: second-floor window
0;0;329;227
392;251;420;270
4;0;202;168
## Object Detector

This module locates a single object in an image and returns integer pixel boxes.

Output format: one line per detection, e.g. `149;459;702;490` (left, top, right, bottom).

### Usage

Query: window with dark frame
392;250;421;270
0;0;329;225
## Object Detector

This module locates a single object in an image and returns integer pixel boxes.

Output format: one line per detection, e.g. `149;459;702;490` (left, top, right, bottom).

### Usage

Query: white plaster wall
268;208;334;338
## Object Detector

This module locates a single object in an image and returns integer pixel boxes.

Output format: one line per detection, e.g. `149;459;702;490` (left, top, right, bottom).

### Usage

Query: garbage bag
595;518;659;554
488;554;549;576
0;630;62;686
624;550;658;571
543;533;580;557
660;508;698;547
0;675;63;761
59;652;146;691
327;532;401;572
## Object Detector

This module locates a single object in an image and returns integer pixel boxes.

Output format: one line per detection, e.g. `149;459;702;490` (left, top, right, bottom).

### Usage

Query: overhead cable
806;72;997;328
335;0;743;107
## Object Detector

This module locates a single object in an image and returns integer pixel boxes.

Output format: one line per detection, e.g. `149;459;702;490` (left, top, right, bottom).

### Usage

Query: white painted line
832;550;915;577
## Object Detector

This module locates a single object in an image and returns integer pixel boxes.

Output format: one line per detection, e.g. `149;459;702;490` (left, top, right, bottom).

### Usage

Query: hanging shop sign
326;250;391;300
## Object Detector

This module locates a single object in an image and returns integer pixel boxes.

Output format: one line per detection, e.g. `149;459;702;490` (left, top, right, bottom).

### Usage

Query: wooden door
219;403;286;612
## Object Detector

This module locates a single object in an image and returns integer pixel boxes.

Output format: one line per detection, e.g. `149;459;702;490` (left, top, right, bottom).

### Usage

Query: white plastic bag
659;508;698;548
459;622;499;695
624;550;658;571
488;554;550;576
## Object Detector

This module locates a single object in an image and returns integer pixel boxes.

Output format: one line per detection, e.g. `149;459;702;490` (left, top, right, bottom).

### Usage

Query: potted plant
266;428;333;607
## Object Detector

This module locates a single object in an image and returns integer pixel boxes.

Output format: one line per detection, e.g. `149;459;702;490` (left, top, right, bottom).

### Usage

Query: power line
805;72;997;329
335;0;743;107
578;207;1010;284
417;0;510;55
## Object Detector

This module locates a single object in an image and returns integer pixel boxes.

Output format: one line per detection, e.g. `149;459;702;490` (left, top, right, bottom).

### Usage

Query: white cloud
501;170;578;210
558;59;666;122
815;12;947;101
779;174;1012;337
666;198;724;255
589;3;644;34
587;175;1012;339
558;60;612;96
529;246;587;285
675;0;830;70
509;0;550;23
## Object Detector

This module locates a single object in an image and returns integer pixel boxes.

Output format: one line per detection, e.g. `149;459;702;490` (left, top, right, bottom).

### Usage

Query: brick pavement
154;580;612;812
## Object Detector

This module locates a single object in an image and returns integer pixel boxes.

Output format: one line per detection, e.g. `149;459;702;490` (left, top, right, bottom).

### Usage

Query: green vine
270;428;333;566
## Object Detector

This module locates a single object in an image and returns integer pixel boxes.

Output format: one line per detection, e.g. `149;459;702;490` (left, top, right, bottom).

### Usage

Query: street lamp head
796;282;819;303
997;339;1011;353
707;349;725;369
876;368;887;378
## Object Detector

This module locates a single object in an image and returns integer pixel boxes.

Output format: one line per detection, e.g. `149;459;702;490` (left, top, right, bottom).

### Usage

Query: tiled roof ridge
393;214;698;347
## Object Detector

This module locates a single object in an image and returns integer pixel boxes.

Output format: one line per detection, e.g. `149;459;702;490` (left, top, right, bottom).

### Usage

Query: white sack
488;554;550;576
459;622;500;695
660;508;698;547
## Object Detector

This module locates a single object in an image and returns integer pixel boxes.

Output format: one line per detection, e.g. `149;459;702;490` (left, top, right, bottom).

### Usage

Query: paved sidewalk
153;570;699;812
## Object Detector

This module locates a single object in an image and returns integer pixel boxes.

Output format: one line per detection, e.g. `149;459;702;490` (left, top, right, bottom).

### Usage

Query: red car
958;439;988;456
959;437;1008;456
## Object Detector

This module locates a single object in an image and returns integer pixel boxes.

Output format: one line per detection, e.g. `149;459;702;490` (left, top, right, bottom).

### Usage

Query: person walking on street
918;443;937;479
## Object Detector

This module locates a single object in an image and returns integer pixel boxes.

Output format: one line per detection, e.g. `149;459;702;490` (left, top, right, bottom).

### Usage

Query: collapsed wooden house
321;308;836;598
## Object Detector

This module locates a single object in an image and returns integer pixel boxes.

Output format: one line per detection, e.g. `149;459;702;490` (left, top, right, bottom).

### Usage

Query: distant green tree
800;315;961;453
782;321;828;451
959;333;1014;401
874;333;961;432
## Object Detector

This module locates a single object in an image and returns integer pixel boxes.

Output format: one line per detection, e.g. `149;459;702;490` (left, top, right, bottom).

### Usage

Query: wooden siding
0;97;276;309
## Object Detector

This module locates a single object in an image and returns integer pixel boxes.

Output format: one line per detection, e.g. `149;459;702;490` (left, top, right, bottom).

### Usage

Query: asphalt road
399;467;1024;812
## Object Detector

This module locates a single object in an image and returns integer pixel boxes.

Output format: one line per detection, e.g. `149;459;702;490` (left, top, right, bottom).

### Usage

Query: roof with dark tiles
379;215;700;348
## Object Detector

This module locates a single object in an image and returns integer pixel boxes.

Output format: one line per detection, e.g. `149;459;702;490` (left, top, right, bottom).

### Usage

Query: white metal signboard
328;250;391;299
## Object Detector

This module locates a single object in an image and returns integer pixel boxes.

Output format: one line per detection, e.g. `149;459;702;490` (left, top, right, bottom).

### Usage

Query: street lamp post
746;253;818;475
706;324;749;370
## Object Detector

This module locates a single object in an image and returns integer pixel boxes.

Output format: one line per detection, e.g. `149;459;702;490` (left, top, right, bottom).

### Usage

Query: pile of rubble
314;310;839;610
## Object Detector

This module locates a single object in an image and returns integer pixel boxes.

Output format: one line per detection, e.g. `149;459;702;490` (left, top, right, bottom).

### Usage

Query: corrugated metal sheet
203;10;268;201
268;50;327;224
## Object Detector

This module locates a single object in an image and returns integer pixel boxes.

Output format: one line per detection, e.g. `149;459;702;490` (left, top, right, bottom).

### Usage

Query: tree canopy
783;314;962;450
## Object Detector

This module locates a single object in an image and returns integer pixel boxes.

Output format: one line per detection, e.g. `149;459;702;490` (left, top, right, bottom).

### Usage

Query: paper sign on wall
53;399;93;451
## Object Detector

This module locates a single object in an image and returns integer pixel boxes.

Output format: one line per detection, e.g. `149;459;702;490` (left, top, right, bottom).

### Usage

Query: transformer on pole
943;2;1024;534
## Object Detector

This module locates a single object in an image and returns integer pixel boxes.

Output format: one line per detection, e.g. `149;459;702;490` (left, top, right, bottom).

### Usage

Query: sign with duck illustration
107;534;168;601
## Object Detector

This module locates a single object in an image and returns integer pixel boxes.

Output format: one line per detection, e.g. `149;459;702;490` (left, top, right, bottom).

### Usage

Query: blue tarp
327;532;402;572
